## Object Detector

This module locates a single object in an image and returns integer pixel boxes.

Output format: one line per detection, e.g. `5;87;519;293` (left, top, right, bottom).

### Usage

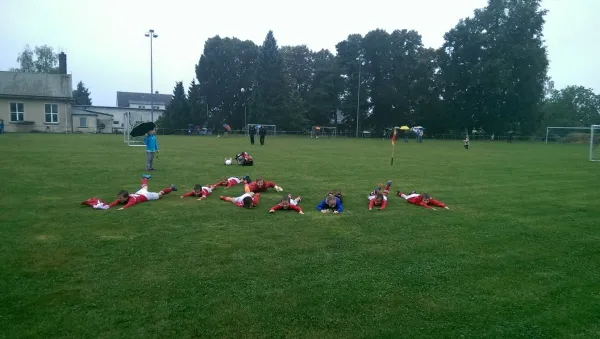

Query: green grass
1;134;599;338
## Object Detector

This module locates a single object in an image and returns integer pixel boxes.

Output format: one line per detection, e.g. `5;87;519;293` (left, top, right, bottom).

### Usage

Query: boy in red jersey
243;175;283;193
219;192;260;209
180;184;216;200
236;152;254;166
368;180;392;211
109;174;177;210
396;190;450;210
213;176;244;189
269;194;304;214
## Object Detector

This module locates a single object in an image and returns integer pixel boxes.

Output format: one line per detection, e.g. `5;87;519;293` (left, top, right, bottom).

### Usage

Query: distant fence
3;125;585;143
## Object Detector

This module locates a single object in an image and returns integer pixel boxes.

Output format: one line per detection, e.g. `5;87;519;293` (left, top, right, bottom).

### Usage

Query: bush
563;132;591;144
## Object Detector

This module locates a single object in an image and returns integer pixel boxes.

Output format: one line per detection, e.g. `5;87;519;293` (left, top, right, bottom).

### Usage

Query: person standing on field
259;125;267;145
144;129;159;171
248;125;256;145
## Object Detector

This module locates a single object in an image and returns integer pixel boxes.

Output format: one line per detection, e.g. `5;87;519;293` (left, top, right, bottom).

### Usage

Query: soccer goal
247;124;277;137
123;111;152;147
591;125;600;162
311;126;337;138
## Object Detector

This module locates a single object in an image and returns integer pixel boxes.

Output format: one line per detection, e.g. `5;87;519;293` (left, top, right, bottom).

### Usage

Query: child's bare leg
383;180;392;196
220;196;233;202
158;184;177;196
244;184;251;193
141;174;151;188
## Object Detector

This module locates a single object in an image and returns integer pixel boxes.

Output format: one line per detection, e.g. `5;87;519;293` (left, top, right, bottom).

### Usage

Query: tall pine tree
157;82;188;131
72;81;92;105
253;31;288;127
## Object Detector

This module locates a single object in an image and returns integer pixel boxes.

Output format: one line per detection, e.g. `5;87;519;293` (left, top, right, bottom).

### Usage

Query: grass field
1;134;599;338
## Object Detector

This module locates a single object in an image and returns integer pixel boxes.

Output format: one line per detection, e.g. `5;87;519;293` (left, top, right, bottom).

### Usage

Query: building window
9;103;24;122
45;104;59;123
113;121;119;125
153;105;160;109
79;117;87;127
138;105;146;109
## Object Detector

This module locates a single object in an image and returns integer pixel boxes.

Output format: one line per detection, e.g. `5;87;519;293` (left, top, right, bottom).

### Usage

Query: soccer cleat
142;174;152;179
169;184;178;192
243;174;251;184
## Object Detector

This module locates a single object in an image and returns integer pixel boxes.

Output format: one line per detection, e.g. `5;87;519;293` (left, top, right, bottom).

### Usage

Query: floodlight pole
145;29;158;122
356;55;364;138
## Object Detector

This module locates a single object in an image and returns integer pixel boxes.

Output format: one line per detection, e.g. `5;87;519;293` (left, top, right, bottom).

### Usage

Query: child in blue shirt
144;129;159;171
316;190;344;214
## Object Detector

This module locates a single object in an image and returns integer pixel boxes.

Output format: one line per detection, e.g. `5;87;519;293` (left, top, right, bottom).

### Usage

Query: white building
116;91;171;109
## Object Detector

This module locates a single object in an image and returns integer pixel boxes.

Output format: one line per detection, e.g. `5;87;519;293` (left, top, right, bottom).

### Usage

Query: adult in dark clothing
259;126;267;145
507;133;513;143
248;125;256;145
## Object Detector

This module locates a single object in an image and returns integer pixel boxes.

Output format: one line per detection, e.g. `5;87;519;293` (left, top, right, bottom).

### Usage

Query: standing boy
0;118;4;134
144;129;159;171
259;126;267;145
248;125;256;145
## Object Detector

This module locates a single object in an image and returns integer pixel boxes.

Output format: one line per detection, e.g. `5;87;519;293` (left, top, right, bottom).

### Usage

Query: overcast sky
0;0;598;106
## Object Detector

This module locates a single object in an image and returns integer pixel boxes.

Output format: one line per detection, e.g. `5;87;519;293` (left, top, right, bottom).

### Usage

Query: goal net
311;126;337;138
545;127;592;144
591;125;600;162
247;124;277;137
124;111;153;147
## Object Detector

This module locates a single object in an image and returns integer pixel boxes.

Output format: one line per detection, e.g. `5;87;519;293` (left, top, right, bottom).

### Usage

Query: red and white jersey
233;193;253;204
202;186;213;195
227;177;242;185
368;195;387;201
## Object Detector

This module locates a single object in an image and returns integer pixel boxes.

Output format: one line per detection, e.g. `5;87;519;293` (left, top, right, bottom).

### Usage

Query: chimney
58;52;67;74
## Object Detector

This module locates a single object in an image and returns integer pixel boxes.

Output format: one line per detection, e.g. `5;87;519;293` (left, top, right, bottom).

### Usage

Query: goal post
311;126;337;138
591;125;600;162
124;111;153;147
247;124;276;137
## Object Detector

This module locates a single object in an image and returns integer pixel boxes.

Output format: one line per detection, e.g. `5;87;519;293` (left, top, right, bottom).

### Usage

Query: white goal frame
123;111;153;147
247;124;277;137
311;126;337;138
591;125;600;162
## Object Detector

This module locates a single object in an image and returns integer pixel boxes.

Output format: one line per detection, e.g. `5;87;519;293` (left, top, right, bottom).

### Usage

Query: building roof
72;104;165;112
116;91;172;107
72;108;115;117
0;71;72;99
